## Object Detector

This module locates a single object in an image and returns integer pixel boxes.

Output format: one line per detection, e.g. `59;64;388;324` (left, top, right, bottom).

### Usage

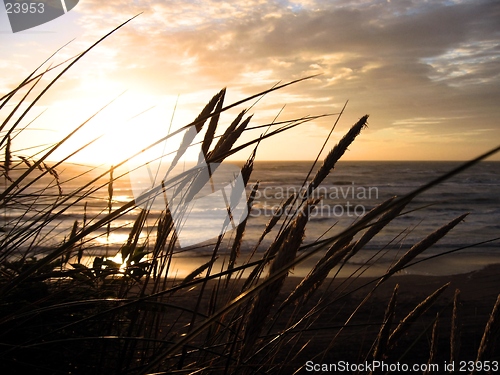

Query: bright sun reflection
106;252;128;272
94;232;130;246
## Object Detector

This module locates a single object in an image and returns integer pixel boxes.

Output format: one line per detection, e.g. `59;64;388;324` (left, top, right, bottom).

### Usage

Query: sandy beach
162;263;500;373
270;264;499;373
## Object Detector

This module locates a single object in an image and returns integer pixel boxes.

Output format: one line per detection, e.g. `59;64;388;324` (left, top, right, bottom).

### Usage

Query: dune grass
1;17;499;374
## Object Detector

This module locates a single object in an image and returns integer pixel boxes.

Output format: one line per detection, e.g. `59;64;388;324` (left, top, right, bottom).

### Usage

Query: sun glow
45;90;204;166
105;252;128;272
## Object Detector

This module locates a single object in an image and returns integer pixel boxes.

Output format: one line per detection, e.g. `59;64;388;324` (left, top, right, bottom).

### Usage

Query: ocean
3;160;499;278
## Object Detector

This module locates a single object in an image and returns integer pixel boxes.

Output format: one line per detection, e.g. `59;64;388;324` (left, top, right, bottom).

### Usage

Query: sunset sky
1;0;499;164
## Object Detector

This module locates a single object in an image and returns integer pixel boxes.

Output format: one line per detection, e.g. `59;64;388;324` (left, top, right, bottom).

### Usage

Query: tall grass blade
424;314;439;375
305;115;368;198
388;283;450;348
450;288;461;369
372;284;399;363
378;213;469;284
472;294;500;373
241;200;316;359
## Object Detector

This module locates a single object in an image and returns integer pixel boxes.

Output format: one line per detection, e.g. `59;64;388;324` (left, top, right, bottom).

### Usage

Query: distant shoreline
164;250;500;280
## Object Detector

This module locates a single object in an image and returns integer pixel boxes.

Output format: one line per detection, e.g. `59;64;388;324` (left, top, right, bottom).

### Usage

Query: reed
279;240;352;310
378;213;468;285
242;199;317;359
181;256;219;286
424;313;439;375
372;284;398;363
388;283;450;348
227;181;259;284
472;294;500;373
3;135;11;181
450;288;461;369
304;114;368;198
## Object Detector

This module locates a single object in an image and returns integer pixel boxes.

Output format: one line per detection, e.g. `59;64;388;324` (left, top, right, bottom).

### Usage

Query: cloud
2;0;499;160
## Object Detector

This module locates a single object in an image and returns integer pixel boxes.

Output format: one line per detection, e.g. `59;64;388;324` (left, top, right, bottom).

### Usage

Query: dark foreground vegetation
1;16;499;374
